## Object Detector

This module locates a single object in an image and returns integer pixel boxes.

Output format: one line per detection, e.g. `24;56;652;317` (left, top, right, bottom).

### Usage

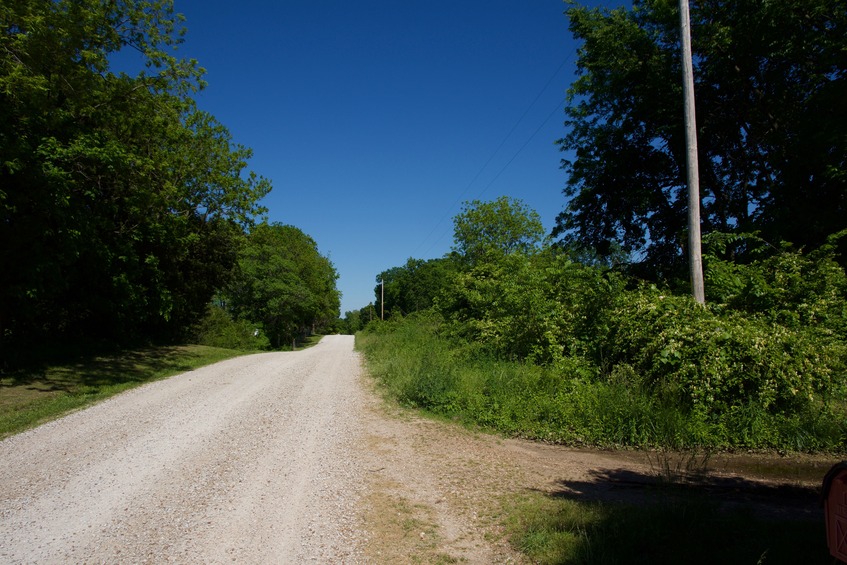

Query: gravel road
0;335;367;564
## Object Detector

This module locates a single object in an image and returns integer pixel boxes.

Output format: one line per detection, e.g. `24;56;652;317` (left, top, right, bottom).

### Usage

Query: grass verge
0;344;248;439
503;490;827;565
356;316;847;451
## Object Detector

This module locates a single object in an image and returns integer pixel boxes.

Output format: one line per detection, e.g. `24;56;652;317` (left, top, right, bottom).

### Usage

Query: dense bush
192;304;270;351
594;287;846;417
437;252;624;365
704;231;847;338
358;235;847;451
357;311;846;451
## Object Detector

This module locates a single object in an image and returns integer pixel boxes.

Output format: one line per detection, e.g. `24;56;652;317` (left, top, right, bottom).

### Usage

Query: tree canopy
225;223;340;347
1;0;270;361
452;196;546;264
375;257;458;319
554;0;847;277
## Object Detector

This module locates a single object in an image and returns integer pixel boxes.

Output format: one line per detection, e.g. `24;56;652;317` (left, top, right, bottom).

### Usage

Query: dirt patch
356;370;839;562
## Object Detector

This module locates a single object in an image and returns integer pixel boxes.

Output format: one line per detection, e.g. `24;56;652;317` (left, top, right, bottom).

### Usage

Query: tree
452;196;546;264
0;0;270;361
555;0;847;278
226;223;340;347
374;257;458;319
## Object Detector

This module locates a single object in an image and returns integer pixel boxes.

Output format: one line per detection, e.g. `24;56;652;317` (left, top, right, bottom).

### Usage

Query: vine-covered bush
704;231;847;338
437;252;625;365
595;287;846;419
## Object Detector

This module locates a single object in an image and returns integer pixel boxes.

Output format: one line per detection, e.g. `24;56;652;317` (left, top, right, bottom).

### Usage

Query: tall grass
356;314;847;451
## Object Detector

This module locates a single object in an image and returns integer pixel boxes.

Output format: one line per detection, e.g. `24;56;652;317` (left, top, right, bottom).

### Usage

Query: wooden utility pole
380;279;384;320
679;0;705;304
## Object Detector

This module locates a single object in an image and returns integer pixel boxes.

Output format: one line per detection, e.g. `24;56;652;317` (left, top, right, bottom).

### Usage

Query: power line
475;96;566;201
411;57;571;258
418;96;567;258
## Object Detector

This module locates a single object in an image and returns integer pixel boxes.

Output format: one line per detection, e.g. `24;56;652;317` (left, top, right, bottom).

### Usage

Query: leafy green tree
226;223;340;348
555;0;847;277
452;196;546;265
0;0;269;361
340;310;363;334
374;257;458;319
339;304;379;334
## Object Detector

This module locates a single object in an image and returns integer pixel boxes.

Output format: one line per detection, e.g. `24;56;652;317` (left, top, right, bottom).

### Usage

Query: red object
823;462;847;562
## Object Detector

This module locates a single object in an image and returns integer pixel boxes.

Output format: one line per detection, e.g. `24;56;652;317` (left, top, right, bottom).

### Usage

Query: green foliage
452;196;546;264
224;223;340;348
339;304;378;334
0;0;270;363
191;304;269;350
438;253;562;363
704;231;847;338
359;310;846;451
437;250;625;365
362;199;847;450
595;288;846;435
556;0;847;276
362;196;847;451
375;257;458;320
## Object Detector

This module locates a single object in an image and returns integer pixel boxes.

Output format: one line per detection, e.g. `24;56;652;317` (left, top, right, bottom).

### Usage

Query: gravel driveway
0;335;366;563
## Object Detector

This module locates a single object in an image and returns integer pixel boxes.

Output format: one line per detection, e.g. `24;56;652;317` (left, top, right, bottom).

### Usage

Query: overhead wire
413;56;572;258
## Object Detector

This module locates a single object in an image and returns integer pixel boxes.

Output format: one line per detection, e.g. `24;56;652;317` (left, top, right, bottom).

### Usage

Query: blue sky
168;0;628;314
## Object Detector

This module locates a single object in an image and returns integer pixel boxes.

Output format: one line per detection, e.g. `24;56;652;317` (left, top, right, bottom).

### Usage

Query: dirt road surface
1;335;368;563
0;335;829;564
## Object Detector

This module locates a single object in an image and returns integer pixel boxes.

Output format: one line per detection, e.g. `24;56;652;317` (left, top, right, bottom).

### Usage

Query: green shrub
437;252;625;365
358;312;846;451
704;231;847;338
597;287;846;416
192;304;270;350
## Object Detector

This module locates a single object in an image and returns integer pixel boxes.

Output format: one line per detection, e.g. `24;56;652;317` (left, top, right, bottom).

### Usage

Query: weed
647;447;713;485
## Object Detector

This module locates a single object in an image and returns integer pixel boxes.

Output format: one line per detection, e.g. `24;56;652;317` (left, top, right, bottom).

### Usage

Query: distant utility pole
679;0;705;305
380;279;384;321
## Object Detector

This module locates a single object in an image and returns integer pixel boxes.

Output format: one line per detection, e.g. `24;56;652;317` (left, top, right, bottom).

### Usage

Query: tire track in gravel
0;335;366;564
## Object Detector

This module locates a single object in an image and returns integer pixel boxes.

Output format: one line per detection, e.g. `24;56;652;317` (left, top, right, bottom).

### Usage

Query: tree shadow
1;346;194;394
520;467;829;564
544;466;822;522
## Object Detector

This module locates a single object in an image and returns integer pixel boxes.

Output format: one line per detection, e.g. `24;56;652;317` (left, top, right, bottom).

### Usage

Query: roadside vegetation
357;201;847;452
355;0;847;553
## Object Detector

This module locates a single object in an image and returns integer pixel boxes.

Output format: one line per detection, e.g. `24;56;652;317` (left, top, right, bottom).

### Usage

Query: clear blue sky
170;0;628;314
